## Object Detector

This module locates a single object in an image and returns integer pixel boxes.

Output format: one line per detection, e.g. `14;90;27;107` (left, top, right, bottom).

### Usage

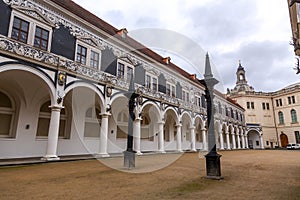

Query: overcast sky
73;0;299;93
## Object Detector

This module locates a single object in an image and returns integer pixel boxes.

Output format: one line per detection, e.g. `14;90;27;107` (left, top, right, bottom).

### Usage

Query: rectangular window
171;85;176;97
126;66;133;82
145;75;151;89
295;131;300;143
90;50;99;69
276;100;279;107
292;96;296;104
288;96;291;104
166;84;171;96
76;44;87;65
117;62;125;79
152;77;157;91
262;103;266;110
247;102;250;109
279;99;282;106
11;16;29;43
251;102;254;109
34;26;49;50
182;90;186;101
266;103;270;110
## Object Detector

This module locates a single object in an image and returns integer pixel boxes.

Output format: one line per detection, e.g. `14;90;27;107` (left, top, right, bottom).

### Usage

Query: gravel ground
0;150;299;200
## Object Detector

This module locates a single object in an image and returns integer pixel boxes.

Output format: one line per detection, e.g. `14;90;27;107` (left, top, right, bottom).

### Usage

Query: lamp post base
124;150;136;169
205;151;223;179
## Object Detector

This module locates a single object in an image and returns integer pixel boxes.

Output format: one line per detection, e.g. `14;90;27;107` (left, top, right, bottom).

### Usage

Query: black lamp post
200;53;223;179
123;76;139;169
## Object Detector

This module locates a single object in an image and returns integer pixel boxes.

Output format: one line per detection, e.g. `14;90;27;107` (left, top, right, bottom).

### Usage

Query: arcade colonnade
0;63;254;160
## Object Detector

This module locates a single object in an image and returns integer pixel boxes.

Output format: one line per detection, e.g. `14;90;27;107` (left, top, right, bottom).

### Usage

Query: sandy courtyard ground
0;150;299;200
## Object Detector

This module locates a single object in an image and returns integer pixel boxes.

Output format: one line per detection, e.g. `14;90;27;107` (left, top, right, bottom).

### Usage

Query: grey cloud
187;0;259;47
215;40;297;92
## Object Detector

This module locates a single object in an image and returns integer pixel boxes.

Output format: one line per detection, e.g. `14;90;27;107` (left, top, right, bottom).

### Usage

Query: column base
136;151;143;155
41;155;60;161
158;150;166;154
176;149;183;153
191;149;197;152
95;153;110;158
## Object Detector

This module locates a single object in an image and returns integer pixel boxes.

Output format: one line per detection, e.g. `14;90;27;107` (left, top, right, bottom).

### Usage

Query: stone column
232;132;236;149
98;113;109;157
190;126;196;152
158;121;165;153
226;131;231;150
133;117;142;155
219;130;224;150
201;128;207;150
259;132;264;149
176;123;182;152
42;106;62;161
237;129;241;149
245;133;249;149
241;130;245;149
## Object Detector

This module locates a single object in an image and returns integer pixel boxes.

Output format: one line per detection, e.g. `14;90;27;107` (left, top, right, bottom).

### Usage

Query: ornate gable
11;5;56;27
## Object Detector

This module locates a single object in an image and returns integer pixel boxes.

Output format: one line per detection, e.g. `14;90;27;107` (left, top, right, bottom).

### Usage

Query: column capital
49;105;64;111
189;126;196;130
100;112;111;118
157;121;165;125
176;123;182;127
135;117;142;121
201;128;206;131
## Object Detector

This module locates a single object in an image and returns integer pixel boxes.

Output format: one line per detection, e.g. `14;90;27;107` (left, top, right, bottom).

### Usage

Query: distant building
227;62;300;149
0;0;246;160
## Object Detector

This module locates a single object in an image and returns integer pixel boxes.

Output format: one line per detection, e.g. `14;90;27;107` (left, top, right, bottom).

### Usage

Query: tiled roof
50;0;202;85
49;0;244;110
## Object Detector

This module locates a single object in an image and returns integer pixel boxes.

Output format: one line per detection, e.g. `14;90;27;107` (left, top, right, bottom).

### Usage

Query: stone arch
140;101;162;122
0;63;56;105
194;115;204;144
65;81;105;111
163;106;179;124
163;106;178;149
247;128;260;149
180;111;193;150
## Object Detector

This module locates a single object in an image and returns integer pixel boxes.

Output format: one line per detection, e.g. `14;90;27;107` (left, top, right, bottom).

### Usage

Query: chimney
190;74;197;80
117;28;128;38
162;57;171;65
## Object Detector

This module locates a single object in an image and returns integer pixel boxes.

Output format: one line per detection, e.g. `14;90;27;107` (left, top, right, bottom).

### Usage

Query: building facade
288;0;300;57
228;62;300;149
0;0;247;160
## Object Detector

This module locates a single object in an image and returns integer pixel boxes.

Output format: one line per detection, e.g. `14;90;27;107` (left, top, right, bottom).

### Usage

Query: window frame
84;107;102;138
166;82;176;97
75;40;102;69
278;111;284;125
291;109;298;123
145;73;158;92
182;89;190;102
0;91;15;138
116;59;134;82
8;10;53;52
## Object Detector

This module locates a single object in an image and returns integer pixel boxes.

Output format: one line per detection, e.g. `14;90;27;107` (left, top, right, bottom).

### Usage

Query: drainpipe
271;97;280;148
